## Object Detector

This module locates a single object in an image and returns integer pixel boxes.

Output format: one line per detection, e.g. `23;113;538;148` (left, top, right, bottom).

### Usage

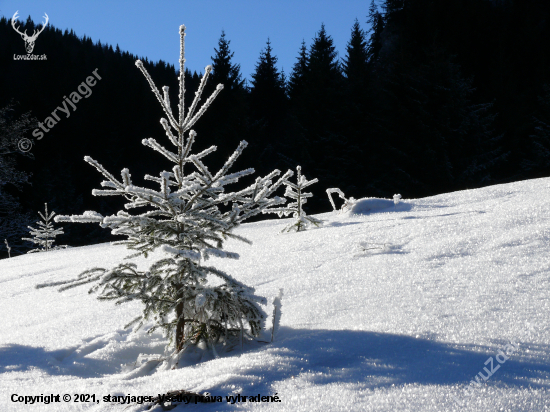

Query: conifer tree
383;0;406;21
211;31;245;91
285;40;312;171
250;39;287;124
204;30;248;167
301;24;347;191
366;0;385;64
248;39;288;175
370;42;505;194
22;203;65;253
524;84;550;173
46;25;292;360
266;166;322;232
529;119;550;172
343;19;368;82
288;40;309;101
342;19;371;186
308;24;342;87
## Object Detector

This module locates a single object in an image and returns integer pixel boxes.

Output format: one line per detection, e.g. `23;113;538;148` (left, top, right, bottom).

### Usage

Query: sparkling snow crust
1;178;550;411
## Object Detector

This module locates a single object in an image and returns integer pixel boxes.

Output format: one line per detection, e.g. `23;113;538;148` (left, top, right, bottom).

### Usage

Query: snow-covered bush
44;25;291;359
265;165;322;232
22;203;66;253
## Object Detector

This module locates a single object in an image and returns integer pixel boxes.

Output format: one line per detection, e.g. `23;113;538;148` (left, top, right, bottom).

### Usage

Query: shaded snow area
1;178;550;411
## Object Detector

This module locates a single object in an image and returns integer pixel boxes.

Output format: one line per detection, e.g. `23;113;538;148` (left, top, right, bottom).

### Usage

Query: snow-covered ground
1;178;550;411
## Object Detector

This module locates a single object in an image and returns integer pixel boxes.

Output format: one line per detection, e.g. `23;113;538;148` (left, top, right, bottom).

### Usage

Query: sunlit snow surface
1;178;550;411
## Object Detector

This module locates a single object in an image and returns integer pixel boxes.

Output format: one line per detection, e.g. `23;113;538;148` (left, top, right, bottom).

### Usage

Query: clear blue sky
1;0;375;80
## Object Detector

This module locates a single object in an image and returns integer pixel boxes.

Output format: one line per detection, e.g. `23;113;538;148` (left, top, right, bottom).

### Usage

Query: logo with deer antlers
11;11;49;54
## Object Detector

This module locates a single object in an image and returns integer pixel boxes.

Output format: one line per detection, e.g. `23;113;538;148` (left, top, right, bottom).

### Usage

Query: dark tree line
1;0;550;256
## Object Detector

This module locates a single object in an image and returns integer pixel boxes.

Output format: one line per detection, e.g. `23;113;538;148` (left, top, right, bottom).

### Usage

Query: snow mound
348;197;410;214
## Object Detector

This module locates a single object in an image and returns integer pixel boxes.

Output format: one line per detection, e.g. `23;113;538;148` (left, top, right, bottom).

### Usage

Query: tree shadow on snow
400;210;486;220
0;343;114;378
200;327;550;403
0;329;166;378
3;327;550;409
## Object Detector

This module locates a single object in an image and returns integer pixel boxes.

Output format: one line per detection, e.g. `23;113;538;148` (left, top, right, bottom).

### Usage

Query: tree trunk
175;284;185;352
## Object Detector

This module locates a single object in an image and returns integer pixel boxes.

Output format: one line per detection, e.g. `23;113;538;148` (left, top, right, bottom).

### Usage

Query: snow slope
1;178;550;411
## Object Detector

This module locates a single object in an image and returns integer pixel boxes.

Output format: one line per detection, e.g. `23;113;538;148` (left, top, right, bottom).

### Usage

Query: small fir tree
22;203;65;253
4;239;11;258
266;166;322;232
43;25;291;361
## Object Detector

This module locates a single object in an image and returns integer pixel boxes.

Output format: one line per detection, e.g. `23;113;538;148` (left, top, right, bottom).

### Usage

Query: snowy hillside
1;178;550;411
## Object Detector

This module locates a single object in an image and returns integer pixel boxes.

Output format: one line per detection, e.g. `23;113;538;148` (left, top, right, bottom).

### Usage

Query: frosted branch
84;156;124;189
188;144;217;162
184;65;212;127
183;84;224;133
326;188;348;212
160;118;179;147
142;138;179;163
161;244;200;260
162;86;171;112
181;130;196;161
135;60;178;130
55;211;104;223
213;140;248;181
189;155;213;182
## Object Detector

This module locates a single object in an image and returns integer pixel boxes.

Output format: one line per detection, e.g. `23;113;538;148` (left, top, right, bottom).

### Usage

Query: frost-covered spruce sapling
22;203;66;253
266;165;322;232
44;25;291;361
4;239;11;258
